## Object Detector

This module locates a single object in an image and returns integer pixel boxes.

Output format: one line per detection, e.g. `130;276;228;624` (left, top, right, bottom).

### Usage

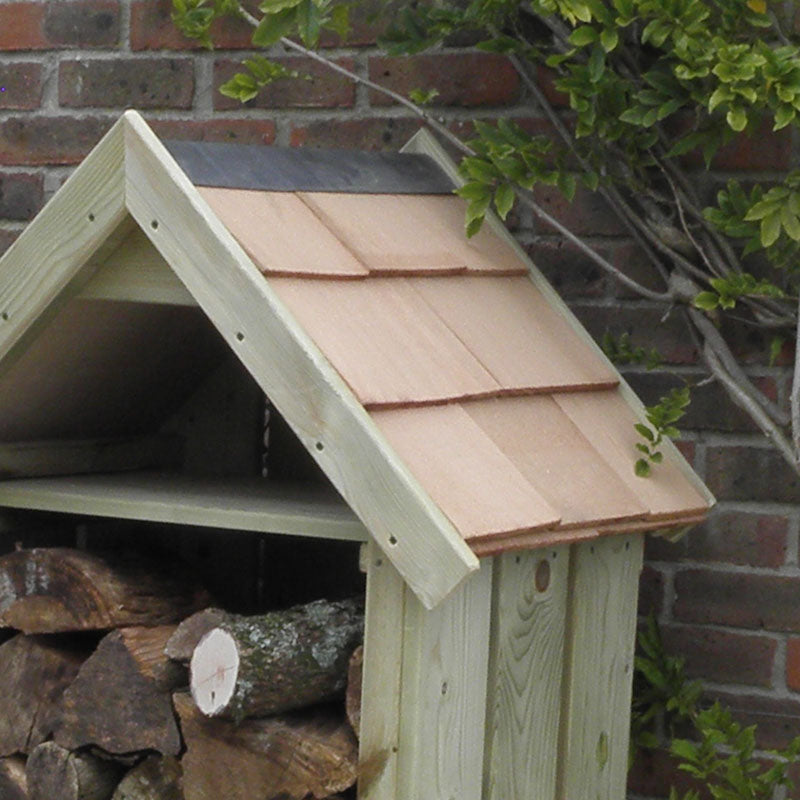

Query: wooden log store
0;110;714;800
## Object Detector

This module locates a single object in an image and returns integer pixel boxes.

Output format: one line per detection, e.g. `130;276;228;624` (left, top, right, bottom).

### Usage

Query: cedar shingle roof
198;184;710;555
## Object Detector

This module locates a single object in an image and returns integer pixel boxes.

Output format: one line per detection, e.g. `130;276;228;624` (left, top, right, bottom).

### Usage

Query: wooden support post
395;558;493;800
483;546;570;800
358;544;405;800
558;534;644;800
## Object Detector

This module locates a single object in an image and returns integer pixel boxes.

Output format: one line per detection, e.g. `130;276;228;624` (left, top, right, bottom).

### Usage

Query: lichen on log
190;597;364;721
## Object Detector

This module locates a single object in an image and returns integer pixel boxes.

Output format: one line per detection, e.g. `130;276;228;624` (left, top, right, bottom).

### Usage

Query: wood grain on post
0;756;29;800
190;597;363;720
26;743;122;800
111;755;183;800
0;634;89;756
56;626;184;755
174;692;358;800
0;548;210;634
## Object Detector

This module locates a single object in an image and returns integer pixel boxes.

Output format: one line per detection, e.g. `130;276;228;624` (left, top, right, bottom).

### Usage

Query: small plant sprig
602;331;662;370
635;385;691;477
670;703;800;800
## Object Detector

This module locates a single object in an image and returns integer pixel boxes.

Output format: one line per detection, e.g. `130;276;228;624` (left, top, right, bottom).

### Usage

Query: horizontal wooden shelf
0;471;369;542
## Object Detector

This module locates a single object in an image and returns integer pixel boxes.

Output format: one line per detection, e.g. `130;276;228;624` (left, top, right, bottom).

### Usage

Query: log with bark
26;743;123;800
164;608;230;662
0;633;90;756
111;755;183;800
0;548;211;633
0;756;28;800
56;626;185;756
174;692;358;800
190;597;364;720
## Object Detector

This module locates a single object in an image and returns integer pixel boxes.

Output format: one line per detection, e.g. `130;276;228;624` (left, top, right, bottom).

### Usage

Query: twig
690;308;790;427
703;343;797;473
791;291;800;464
235;3;473;156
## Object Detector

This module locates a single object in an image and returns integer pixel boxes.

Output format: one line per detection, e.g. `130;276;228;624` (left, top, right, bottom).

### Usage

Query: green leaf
600;27;618;52
569;25;598;47
726;107;748;132
494;183;515;220
761;210;783;247
635;423;655;442
408;87;439;105
693;291;719;310
252;6;296;45
635;459;651;477
588;44;605;83
295;0;321;46
258;0;302;11
769;336;785;366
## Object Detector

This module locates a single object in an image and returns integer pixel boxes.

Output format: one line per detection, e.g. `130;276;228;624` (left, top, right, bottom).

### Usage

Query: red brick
646;512;788;568
59;59;194;109
0;116;114;166
526;237;608;298
639;565;664;616
660;624;776;686
571;304;699;365
0;63;44;110
147;118;276;146
0;2;119;50
706;445;800;503
535;65;570;108
290;117;422;150
706;691;800;750
532;183;627;237
674;439;696;465
369;53;520;107
674;569;800;632
130;0;254;50
625;371;778;434
787;638;800;691
214;58;355;110
0;229;20;256
0;172;43;220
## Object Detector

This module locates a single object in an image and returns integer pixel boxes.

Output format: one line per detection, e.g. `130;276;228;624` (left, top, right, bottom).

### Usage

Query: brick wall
1;2;799;797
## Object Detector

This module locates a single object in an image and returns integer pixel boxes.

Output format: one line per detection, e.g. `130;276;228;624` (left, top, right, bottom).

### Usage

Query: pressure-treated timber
357;543;405;800
0;117;127;377
26;743;123;800
0;436;180;479
79;227;195;306
0;473;369;541
558;534;644;799
396;559;493;800
483;547;570;800
122;109;478;609
190;598;364;720
402;129;715;511
346;645;363;738
56;626;184;755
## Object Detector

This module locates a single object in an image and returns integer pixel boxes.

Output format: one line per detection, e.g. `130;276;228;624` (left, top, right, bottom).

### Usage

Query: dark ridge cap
163;140;455;195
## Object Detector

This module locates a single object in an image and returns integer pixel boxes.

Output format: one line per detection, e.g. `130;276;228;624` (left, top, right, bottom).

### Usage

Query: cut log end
190;628;239;717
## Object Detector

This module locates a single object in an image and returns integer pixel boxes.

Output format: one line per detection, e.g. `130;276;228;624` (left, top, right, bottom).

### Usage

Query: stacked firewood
0;547;365;800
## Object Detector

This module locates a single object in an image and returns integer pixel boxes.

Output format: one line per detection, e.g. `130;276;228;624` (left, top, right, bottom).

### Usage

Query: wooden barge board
0;472;369;541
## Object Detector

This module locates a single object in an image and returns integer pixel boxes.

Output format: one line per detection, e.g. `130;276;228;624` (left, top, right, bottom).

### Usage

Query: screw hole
235;332;245;342
88;213;95;222
441;681;448;695
151;220;159;230
625;541;630;550
375;558;383;567
590;545;595;554
0;312;7;321
388;535;398;547
315;441;324;451
514;555;521;564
